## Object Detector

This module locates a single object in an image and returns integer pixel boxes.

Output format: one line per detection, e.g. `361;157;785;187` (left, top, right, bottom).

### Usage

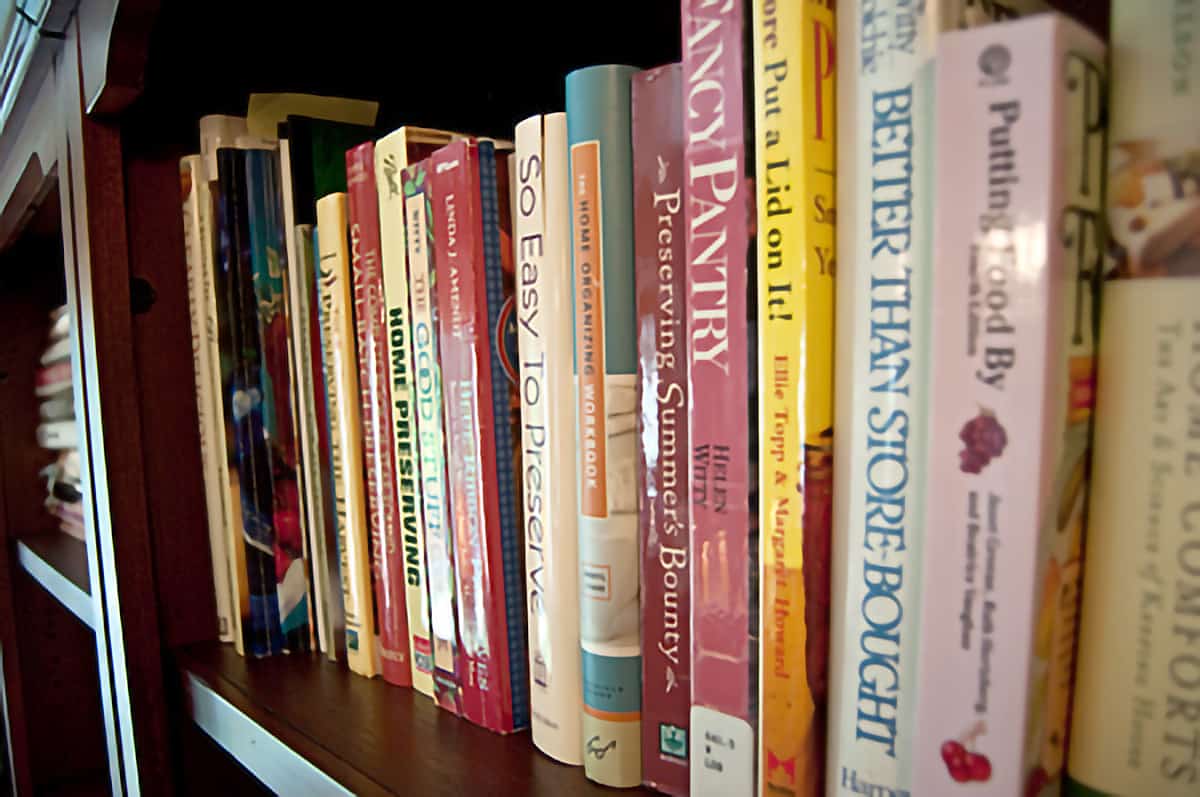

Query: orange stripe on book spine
584;704;641;723
572;140;607;519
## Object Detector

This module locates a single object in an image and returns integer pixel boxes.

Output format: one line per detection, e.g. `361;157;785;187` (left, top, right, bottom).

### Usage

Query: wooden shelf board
16;533;93;629
178;642;652;797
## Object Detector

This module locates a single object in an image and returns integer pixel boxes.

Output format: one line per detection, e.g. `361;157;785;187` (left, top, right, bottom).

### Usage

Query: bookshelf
0;2;1112;795
16;534;92;627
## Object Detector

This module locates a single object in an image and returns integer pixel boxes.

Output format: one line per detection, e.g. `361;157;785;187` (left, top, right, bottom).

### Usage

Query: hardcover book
403;157;464;714
244;146;311;653
215;146;284;657
347;141;412;686
911;14;1105;796
1067;4;1200;796
514;112;584;766
316;191;380;678
431;139;528;733
376;127;466;696
681;1;759;793
180;154;236;644
828;2;1043;792
752;1;836;794
566;64;642;789
632;63;690;797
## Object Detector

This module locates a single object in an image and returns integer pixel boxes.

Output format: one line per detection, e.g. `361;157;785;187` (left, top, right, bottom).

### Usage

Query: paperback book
431;138;528;733
567;63;642;789
1067;4;1200;796
682;1;759;793
911;14;1105;796
632;63;690;797
514;112;584;765
753;0;837;793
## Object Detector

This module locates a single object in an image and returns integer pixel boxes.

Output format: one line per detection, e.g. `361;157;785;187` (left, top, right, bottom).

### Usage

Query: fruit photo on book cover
958;409;1007;474
941;721;992;784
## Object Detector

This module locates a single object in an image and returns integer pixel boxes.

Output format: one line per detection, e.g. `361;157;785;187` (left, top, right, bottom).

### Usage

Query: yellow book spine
754;0;836;793
316;192;379;678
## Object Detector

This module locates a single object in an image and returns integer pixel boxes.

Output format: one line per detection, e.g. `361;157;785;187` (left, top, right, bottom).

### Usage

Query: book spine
829;2;1040;790
566;64;642;788
478;141;530;732
347;143;412;686
1067;5;1200;796
181;155;236;644
432;141;491;726
752;1;837;794
910;16;1104;797
307;225;345;663
515;112;585;765
289;223;333;656
244;147;311;653
216;147;284;657
682;1;759;792
316;192;380;678
375;137;436;697
404;158;464;714
631;65;690;796
279;137;325;655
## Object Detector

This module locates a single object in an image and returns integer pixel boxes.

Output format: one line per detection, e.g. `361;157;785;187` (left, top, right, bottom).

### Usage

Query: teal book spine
567;63;642;789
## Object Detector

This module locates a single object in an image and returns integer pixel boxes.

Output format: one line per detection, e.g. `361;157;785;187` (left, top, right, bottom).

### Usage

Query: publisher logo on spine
978;44;1011;87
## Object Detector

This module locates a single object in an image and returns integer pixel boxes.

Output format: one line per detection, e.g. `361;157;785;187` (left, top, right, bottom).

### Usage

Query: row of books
35;305;83;542
176;2;1198;796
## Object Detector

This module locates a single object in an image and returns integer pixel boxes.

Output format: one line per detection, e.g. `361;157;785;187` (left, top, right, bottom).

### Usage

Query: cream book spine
180;154;237;645
375;132;435;697
316;192;379;678
514;112;584;765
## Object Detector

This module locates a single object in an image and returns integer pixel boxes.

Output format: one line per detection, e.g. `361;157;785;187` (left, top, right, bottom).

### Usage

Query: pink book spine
347;142;411;686
683;0;758;790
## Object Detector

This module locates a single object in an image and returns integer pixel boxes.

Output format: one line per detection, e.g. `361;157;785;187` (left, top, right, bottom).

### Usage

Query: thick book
316;192;380;678
681;2;759;793
632;64;690;796
244;145;311;653
752;1;836;794
34;361;71;397
430;139;528;733
1067;5;1200;797
403;157;464;714
181;154;237;644
828;2;1042;792
375;127;466;697
215;146;284;657
347;141;412;686
911;14;1105;796
514;112;584;765
566;64;642;788
36;420;78;450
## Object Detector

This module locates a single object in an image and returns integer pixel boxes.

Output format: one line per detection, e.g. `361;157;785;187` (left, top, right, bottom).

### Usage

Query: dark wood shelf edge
15;534;93;628
176;642;652;797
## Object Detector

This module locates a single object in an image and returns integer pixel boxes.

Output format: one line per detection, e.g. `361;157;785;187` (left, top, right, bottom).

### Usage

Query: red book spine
683;0;758;785
347;142;411;686
634;63;691;796
431;140;490;726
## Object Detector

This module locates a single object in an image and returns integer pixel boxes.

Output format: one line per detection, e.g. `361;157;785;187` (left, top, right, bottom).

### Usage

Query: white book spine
912;15;1104;796
514;113;584;766
829;2;1043;793
181;155;235;644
